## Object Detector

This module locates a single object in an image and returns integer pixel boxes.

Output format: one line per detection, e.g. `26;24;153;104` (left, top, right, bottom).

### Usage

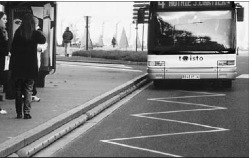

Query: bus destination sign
157;1;232;9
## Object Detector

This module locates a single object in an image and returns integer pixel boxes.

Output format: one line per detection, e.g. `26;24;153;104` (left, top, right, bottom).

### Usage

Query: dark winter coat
10;27;46;80
0;27;8;71
62;30;73;43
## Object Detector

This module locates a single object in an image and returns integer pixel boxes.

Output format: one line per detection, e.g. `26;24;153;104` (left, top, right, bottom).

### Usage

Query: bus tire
222;80;232;88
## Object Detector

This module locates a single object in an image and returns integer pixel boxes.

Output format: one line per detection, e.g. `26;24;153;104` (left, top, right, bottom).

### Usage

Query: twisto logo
179;55;204;61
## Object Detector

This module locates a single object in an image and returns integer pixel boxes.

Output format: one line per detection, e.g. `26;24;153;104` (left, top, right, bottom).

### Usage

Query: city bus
147;1;244;88
0;2;57;97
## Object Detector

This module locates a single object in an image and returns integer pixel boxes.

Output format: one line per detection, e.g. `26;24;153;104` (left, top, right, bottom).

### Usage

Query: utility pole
142;23;144;51
86;16;89;50
102;22;105;37
115;22;120;46
135;20;138;52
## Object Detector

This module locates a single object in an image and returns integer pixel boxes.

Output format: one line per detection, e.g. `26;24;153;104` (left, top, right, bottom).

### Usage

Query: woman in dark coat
10;13;46;119
0;11;8;114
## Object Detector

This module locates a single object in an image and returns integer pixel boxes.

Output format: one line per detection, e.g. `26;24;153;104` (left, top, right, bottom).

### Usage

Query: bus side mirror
237;8;244;22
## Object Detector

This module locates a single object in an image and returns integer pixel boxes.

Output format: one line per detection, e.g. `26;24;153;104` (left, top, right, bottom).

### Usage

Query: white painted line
101;129;228;142
100;140;183;157
101;129;229;157
236;74;249;78
135;115;228;130
57;61;132;68
131;107;226;116
101;90;229;157
59;64;142;72
148;91;226;101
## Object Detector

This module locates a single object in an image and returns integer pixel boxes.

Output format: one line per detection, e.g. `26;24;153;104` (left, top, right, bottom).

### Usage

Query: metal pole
102;22;104;47
135;21;138;52
116;23;117;37
142;23;144;51
86;16;88;50
102;22;104;36
115;22;119;47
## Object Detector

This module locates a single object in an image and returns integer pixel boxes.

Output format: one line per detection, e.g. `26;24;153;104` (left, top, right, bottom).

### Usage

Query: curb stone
0;73;149;157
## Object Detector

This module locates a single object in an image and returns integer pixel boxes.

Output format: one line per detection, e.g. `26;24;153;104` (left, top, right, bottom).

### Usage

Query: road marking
101;90;229;157
100;139;183;157
57;61;133;69
236;74;249;78
58;62;143;72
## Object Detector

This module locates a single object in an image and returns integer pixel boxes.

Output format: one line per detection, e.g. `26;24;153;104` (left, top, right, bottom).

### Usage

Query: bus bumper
147;67;237;80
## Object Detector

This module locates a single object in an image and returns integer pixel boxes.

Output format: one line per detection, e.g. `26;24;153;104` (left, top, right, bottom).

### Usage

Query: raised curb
0;73;149;157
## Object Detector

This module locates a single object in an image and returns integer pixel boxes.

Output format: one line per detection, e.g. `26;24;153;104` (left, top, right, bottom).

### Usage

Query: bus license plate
182;75;200;79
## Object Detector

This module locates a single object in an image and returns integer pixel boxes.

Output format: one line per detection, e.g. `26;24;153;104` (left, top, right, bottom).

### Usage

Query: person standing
10;13;46;119
62;27;73;57
0;12;8;115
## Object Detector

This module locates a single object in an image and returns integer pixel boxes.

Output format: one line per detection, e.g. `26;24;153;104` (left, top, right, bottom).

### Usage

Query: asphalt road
43;55;249;157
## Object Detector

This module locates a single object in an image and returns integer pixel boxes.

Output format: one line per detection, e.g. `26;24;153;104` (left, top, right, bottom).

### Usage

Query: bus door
1;2;57;87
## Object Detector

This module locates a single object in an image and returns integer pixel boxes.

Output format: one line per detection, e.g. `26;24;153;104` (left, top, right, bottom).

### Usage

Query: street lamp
115;22;120;46
102;22;105;37
102;22;105;46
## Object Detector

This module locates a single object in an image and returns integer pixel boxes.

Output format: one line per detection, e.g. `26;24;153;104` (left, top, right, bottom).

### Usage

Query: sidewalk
0;56;149;157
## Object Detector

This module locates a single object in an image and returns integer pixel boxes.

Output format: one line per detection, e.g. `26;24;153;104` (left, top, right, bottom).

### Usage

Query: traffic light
137;8;145;23
132;1;149;23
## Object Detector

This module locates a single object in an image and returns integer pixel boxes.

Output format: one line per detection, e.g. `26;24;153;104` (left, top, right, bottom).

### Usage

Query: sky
57;2;136;47
58;1;248;49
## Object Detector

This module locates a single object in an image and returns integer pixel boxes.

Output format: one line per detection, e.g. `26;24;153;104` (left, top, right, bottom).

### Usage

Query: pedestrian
10;13;46;119
111;37;116;48
62;27;73;57
0;11;8;115
31;17;47;102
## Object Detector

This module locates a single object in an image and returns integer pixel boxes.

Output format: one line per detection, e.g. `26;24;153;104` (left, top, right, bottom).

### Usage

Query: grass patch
72;50;147;62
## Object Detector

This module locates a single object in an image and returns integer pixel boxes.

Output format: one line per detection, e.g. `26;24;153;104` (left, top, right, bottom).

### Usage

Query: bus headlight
218;60;235;66
148;61;165;66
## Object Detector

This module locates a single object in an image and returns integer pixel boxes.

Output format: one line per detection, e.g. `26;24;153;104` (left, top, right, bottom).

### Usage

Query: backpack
63;31;73;43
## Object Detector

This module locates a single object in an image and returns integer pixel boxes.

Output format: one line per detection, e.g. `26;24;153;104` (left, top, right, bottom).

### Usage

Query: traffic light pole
133;2;149;52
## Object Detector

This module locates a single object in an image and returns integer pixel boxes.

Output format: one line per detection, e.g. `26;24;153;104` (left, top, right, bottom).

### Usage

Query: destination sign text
157;1;232;9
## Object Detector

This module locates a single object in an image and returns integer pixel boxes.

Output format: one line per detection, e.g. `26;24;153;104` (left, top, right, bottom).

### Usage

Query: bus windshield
148;10;235;54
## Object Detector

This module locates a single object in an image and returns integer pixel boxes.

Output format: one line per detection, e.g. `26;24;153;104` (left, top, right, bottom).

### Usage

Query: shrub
72;50;147;62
